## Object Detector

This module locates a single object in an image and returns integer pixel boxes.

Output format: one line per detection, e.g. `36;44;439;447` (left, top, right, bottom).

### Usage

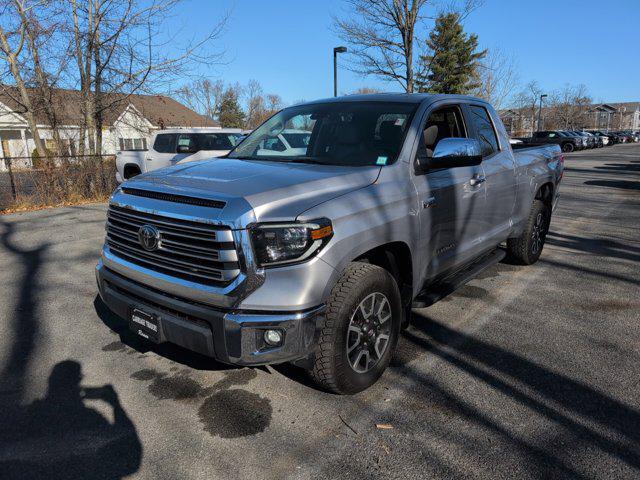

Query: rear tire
309;262;401;394
561;142;574;153
506;199;550;265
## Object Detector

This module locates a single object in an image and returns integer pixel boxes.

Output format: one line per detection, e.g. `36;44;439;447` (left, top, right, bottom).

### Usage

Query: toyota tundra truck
96;94;563;394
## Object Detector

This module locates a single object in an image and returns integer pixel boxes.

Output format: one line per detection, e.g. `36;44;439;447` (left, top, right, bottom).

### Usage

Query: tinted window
199;133;236;150
153;134;178;153
468;105;499;156
282;132;311;148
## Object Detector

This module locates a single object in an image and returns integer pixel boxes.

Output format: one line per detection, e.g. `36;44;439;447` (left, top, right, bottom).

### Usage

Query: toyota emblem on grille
138;224;160;251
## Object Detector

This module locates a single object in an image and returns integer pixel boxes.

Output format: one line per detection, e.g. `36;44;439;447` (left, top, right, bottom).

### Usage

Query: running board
412;249;506;308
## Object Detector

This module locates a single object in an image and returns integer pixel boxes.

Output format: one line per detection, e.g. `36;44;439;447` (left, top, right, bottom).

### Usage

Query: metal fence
0;155;117;211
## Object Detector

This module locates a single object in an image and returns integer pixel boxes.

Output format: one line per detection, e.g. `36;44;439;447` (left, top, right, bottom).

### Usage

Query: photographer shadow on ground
1;360;142;480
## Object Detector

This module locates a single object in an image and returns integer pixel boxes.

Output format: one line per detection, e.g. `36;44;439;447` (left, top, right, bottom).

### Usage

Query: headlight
250;218;333;267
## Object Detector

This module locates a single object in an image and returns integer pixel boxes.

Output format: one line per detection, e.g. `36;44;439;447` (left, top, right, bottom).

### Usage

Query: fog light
264;329;283;346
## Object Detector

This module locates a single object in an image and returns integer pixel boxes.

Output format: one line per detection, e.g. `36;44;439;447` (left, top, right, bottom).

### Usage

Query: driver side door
412;103;487;281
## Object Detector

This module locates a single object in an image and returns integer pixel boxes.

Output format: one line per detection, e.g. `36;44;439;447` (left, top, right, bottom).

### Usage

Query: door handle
469;175;486;186
422;196;436;208
146;157;153;162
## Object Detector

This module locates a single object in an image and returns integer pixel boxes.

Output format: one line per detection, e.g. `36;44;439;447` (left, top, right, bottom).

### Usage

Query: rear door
464;104;517;246
412;102;487;281
145;133;179;171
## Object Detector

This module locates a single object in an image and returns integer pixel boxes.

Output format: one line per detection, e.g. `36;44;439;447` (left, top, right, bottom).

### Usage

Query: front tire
506;199;551;265
309;262;401;394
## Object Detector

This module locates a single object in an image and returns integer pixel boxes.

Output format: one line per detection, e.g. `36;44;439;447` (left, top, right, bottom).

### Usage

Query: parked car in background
255;128;312;156
618;130;639;142
517;130;581;152
97;94;563;394
604;132;624;144
589;131;611;146
116;128;244;182
583;131;603;148
571;131;596;149
562;131;587;149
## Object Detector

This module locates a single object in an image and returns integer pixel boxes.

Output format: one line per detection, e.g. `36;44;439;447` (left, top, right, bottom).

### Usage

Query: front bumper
96;260;323;366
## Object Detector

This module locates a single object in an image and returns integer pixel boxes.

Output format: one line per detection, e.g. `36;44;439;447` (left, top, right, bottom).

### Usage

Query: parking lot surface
1;144;639;479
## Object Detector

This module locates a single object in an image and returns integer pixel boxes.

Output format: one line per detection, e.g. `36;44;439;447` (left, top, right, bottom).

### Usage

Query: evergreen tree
218;87;245;128
416;13;486;94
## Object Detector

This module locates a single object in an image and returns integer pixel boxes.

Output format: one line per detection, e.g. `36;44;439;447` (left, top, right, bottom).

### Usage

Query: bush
1;155;117;213
31;148;55;169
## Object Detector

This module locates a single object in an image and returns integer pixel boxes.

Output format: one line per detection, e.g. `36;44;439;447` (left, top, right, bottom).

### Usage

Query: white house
0;87;219;170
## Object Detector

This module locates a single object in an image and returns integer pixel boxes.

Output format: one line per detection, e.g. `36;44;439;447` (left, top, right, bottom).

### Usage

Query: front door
412;104;487;282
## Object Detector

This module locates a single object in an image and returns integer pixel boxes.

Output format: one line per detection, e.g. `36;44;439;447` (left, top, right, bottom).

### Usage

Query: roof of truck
302;93;488;105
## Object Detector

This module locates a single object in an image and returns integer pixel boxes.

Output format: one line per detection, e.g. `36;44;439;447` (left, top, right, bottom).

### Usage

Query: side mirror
177;144;198;154
418;137;483;171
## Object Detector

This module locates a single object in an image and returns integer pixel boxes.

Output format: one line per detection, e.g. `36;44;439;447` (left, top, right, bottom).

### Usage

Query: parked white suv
115;128;244;182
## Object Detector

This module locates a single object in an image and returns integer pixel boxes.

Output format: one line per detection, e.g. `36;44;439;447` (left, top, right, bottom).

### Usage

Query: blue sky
174;0;639;104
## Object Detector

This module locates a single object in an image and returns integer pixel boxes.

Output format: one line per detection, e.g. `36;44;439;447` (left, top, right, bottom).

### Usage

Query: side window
177;134;199;152
200;134;234;150
262;137;286;151
468;105;499;156
153;134;177;153
421;105;467;156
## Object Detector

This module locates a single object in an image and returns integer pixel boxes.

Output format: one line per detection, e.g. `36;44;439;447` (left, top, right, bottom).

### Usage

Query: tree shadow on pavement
584;179;640;191
403;313;640;474
0;219;142;479
546;231;640;263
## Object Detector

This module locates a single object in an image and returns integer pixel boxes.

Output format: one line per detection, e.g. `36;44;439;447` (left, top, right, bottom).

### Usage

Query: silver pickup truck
96;94;563;394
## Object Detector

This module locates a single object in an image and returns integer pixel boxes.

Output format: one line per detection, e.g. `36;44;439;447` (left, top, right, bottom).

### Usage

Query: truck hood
121;158;381;227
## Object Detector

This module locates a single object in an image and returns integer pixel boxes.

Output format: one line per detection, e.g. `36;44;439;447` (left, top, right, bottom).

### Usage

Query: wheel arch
535;182;554;209
353;241;413;307
123;163;141;179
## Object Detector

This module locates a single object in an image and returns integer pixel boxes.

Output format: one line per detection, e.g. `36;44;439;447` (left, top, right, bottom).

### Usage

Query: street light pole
333;46;347;97
537;94;548;132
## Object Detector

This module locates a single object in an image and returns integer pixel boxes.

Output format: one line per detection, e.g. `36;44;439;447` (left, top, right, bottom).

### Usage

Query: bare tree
548;84;591;130
175;78;224;121
241;82;283;129
243;79;265;129
68;0;228;154
20;1;70;156
510;81;542;136
0;0;47;157
334;0;428;93
351;86;383;94
334;0;484;93
472;48;518;110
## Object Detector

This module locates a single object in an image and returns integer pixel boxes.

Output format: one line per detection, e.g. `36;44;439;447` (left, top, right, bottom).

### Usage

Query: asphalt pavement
1;143;639;479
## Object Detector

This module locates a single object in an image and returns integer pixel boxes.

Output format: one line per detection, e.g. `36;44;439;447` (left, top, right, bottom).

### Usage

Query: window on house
119;137;148;151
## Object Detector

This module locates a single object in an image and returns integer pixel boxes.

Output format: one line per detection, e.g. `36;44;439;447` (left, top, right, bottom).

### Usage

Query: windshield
228;101;418;166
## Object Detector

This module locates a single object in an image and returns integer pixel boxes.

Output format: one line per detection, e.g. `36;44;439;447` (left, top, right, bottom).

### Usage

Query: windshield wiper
288;157;327;165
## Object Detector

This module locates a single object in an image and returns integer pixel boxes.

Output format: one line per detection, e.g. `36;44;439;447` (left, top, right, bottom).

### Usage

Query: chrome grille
105;205;240;285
